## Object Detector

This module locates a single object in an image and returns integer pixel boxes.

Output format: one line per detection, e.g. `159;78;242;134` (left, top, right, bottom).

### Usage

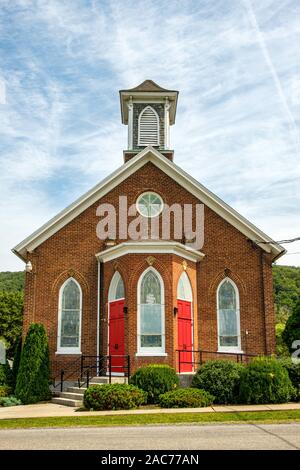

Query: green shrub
130;365;179;404
159;388;214;408
15;323;51;404
84;383;146;411
279;358;300;401
0;361;13;387
0;385;12;397
0;291;23;358
0;396;21;407
191;360;243;404
239;357;293;404
12;338;22;391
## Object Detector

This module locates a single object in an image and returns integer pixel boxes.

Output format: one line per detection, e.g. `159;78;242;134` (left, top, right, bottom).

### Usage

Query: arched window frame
108;272;125;302
177;271;193;302
217;277;241;353
57;277;82;355
137;267;166;356
138;106;160;146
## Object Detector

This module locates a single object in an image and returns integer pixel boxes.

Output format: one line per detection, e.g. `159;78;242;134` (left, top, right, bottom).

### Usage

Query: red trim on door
177;299;193;373
109;299;125;373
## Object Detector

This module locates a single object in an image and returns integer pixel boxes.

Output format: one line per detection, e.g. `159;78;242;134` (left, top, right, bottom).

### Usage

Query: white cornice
13;145;285;261
96;241;205;263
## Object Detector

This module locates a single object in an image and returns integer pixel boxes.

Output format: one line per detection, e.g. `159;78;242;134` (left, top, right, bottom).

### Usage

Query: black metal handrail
52;356;83;392
176;349;258;373
78;354;131;389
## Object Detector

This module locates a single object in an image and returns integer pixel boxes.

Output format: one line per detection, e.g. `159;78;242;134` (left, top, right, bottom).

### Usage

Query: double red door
109;300;125;373
177;300;193;372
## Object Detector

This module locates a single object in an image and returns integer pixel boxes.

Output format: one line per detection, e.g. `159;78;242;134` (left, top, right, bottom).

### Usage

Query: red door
109;300;125;373
177;300;193;372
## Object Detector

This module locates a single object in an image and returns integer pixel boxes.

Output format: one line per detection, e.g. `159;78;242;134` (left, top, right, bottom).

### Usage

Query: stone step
90;376;128;384
67;387;87;395
59;392;84;400
52;397;82;407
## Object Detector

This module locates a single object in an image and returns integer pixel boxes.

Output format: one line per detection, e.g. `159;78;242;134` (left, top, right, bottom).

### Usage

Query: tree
0;291;23;358
15;323;51;404
282;300;300;353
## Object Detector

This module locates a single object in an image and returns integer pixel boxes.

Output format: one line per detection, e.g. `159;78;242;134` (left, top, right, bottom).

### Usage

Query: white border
137;266;165;356
56;277;82;355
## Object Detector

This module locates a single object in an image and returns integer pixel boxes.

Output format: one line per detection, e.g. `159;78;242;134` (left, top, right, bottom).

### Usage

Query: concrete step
90;376;128;384
52;397;82;407
59;392;84;400
67;387;87;395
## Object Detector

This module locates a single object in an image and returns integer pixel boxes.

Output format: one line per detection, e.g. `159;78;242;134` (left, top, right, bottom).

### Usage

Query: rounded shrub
83;383;146;411
278;358;300;401
15;323;51;404
159;388;214;408
0;385;12;397
130;365;179;404
191;360;243;404
0;396;21;407
239;356;293;404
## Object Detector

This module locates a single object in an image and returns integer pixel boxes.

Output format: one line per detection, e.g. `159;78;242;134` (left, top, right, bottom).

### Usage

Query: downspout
96;260;101;360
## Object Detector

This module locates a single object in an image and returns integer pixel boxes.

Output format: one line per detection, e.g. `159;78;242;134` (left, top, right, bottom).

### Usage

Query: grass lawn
0;409;300;429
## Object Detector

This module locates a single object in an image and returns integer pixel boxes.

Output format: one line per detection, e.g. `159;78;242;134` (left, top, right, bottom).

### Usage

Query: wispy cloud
0;0;299;269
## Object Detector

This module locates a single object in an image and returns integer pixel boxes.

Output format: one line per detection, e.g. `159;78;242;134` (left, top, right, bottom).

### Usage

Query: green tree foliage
0;291;23;358
0;272;24;292
273;265;300;323
282;300;300;353
15;323;51;404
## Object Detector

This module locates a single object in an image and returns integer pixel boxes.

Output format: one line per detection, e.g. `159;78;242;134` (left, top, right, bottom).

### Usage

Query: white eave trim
13;145;285;261
95;241;205;263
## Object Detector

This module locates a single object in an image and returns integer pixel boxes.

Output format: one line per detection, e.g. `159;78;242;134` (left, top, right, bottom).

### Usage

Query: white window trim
136;191;164;218
56;277;82;355
177;271;193;302
137;266;165;355
217;277;242;353
138;105;160;147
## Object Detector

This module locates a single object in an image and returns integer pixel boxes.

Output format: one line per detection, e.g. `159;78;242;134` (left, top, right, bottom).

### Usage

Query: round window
136;192;164;218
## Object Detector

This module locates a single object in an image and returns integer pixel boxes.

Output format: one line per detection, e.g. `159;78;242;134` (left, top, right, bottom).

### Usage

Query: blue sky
0;0;300;270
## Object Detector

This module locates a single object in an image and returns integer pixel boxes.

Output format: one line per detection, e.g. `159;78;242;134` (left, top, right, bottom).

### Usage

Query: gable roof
13;146;285;261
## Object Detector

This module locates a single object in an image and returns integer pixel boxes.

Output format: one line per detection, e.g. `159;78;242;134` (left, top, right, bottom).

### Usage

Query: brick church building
13;80;285;380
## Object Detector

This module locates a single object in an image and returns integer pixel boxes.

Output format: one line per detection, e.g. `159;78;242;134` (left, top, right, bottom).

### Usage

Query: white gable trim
96;241;205;263
13;146;285;260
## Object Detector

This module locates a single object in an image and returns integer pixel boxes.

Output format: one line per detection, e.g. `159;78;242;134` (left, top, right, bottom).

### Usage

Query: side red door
177;299;193;372
109;299;125;373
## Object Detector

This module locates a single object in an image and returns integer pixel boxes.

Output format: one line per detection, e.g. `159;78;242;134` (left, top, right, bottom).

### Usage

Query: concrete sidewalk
0;402;300;420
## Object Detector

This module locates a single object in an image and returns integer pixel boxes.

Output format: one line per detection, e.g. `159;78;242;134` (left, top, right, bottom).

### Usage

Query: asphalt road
0;423;299;450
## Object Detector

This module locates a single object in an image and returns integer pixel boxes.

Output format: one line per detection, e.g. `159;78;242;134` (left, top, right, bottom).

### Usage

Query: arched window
57;278;82;354
138;106;160;146
137;267;165;355
177;272;193;301
217;278;241;352
108;272;125;301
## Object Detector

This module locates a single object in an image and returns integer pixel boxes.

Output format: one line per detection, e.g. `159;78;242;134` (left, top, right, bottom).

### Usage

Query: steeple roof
120;80;177;93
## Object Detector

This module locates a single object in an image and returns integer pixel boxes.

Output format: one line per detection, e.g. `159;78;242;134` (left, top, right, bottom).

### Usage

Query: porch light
173;307;178;316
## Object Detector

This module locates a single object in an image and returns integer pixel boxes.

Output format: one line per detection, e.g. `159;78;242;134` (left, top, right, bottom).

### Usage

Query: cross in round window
137;192;163;218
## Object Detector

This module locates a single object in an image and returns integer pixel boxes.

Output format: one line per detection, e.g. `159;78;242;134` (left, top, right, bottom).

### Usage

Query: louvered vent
138;106;160;146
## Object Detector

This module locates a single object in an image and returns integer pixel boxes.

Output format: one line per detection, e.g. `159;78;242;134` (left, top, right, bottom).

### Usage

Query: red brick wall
22;162;275;377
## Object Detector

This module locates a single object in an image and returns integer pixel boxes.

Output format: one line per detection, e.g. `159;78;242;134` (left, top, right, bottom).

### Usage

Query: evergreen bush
130;365;179;404
15;323;51;404
191;360;243;404
239;356;293;404
159;388;213;408
83;383;146;411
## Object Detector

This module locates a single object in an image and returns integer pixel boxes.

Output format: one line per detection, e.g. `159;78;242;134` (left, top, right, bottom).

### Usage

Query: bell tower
119;80;178;162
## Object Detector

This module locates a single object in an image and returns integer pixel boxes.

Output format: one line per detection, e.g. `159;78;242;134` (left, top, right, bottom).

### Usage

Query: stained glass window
218;279;240;349
58;279;81;351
